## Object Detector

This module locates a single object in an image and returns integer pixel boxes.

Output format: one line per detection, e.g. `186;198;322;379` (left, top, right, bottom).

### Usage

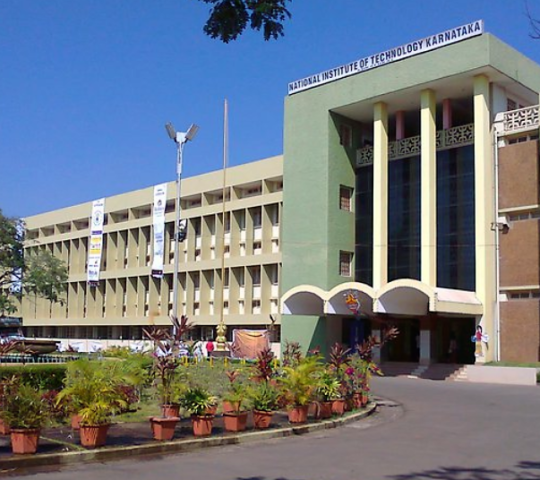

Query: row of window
23;324;281;342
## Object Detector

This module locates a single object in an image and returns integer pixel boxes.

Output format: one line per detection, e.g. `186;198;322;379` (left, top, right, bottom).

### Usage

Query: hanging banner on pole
151;183;168;278
87;198;105;287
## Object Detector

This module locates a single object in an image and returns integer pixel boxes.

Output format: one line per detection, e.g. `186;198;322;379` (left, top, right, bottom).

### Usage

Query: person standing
205;339;215;357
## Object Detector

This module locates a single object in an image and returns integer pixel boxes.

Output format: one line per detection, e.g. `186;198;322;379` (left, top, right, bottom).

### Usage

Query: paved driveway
5;377;540;480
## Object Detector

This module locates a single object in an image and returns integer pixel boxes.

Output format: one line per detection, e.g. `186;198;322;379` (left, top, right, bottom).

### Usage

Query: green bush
0;364;67;391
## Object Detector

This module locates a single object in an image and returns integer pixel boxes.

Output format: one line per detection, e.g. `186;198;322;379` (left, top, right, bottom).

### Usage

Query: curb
0;403;376;472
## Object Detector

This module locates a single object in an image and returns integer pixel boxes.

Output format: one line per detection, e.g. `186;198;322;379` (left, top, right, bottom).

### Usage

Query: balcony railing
356;123;474;167
502;105;539;136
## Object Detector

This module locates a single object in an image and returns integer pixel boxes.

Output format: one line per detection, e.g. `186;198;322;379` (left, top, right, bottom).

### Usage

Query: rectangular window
340;186;353;211
252;208;262;228
251;266;261;285
339;251;353;277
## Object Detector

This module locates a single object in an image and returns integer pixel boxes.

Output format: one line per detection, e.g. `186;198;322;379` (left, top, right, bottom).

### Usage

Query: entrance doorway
382;318;420;362
436;317;476;364
341;317;372;350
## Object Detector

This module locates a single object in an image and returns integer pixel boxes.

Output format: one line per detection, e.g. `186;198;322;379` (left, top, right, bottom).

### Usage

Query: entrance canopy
281;279;483;317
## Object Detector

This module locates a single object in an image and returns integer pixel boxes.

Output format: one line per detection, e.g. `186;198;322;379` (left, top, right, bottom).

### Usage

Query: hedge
0;364;67;391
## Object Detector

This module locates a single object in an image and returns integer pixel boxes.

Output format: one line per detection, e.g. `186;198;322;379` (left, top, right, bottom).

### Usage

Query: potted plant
249;382;279;429
222;370;250;432
180;387;215;437
144;315;193;419
150;376;185;441
279;356;320;424
1;384;49;455
317;371;342;419
56;360;127;448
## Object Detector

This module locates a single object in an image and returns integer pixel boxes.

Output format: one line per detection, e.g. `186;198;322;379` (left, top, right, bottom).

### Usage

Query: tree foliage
199;0;292;43
526;1;540;39
0;209;68;316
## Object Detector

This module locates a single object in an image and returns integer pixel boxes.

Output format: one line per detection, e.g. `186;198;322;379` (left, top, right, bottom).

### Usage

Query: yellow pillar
373;102;388;289
421;89;437;287
474;74;496;363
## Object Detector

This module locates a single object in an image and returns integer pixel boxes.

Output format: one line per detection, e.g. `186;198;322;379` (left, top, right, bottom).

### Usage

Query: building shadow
388;461;540;480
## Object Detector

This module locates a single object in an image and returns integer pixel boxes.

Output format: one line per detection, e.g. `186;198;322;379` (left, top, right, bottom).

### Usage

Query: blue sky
1;0;539;218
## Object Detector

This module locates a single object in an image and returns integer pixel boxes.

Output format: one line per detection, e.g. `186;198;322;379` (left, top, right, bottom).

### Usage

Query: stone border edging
0;403;376;472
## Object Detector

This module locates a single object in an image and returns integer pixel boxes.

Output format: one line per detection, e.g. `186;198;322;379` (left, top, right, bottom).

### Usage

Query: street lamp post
165;122;199;332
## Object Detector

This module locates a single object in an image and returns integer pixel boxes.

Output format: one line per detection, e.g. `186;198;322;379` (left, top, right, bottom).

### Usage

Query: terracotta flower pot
223;411;248;432
10;429;40;455
0;418;11;435
222;401;240;414
332;399;346;416
162;404;181;418
150;416;180;441
205;405;218;416
352;393;363;409
79;424;110;448
361;393;369;407
320;401;333;419
288;405;309;424
191;415;213;437
253;410;274;429
71;414;82;430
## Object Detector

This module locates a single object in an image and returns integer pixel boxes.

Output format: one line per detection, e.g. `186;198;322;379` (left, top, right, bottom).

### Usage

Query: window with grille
340;186;353;211
339;251;353;277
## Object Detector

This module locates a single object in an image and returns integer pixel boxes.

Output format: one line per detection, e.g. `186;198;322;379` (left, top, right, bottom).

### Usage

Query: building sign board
151;183;167;278
87;198;105;287
288;20;484;95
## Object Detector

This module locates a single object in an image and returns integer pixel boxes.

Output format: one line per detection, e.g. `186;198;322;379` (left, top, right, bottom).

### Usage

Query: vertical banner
151;183;167;278
87;198;105;287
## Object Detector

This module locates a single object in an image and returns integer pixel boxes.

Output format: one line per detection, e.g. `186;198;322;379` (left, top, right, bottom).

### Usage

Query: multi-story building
281;22;540;364
22;156;283;350
20;22;540;364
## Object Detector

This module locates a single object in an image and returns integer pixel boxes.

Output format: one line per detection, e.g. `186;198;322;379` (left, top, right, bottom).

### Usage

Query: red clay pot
320;401;333;419
205;405;218;416
222;401;240;414
0;418;11;435
332;399;346;416
361;393;369;407
191;415;213;437
288;405;309;424
352;393;363;409
79;424;110;448
10;429;40;455
150;417;180;441
162;404;181;418
253;410;274;429
223;411;248;432
71;414;82;430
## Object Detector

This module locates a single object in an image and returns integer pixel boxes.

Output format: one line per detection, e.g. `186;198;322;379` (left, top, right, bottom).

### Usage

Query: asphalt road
5;377;540;480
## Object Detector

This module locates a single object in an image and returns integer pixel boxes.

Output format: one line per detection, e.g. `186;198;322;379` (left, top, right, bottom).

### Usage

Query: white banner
288;20;484;95
87;198;105;286
151;183;167;278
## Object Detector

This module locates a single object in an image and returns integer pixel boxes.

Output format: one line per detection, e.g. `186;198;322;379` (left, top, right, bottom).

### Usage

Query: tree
199;0;292;43
0;209;68;317
526;1;540;39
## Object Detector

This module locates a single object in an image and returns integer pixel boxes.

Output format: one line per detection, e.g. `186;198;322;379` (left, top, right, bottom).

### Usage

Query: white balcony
196;237;202;248
271;284;279;298
194;289;200;302
224;288;230;301
210;289;215;301
239;301;245;314
270;299;279;314
224;232;231;245
239;286;245;299
253;286;261;299
211;235;216;247
272;225;280;238
254;227;262;241
240;230;246;242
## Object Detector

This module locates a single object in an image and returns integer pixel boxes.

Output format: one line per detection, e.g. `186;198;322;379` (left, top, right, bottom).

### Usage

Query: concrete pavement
4;377;540;479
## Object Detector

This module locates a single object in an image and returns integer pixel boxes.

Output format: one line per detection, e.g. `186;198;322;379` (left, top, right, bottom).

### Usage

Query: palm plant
278;355;321;408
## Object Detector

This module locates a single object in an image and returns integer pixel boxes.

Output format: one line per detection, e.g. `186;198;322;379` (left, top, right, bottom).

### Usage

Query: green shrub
0;364;67;391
